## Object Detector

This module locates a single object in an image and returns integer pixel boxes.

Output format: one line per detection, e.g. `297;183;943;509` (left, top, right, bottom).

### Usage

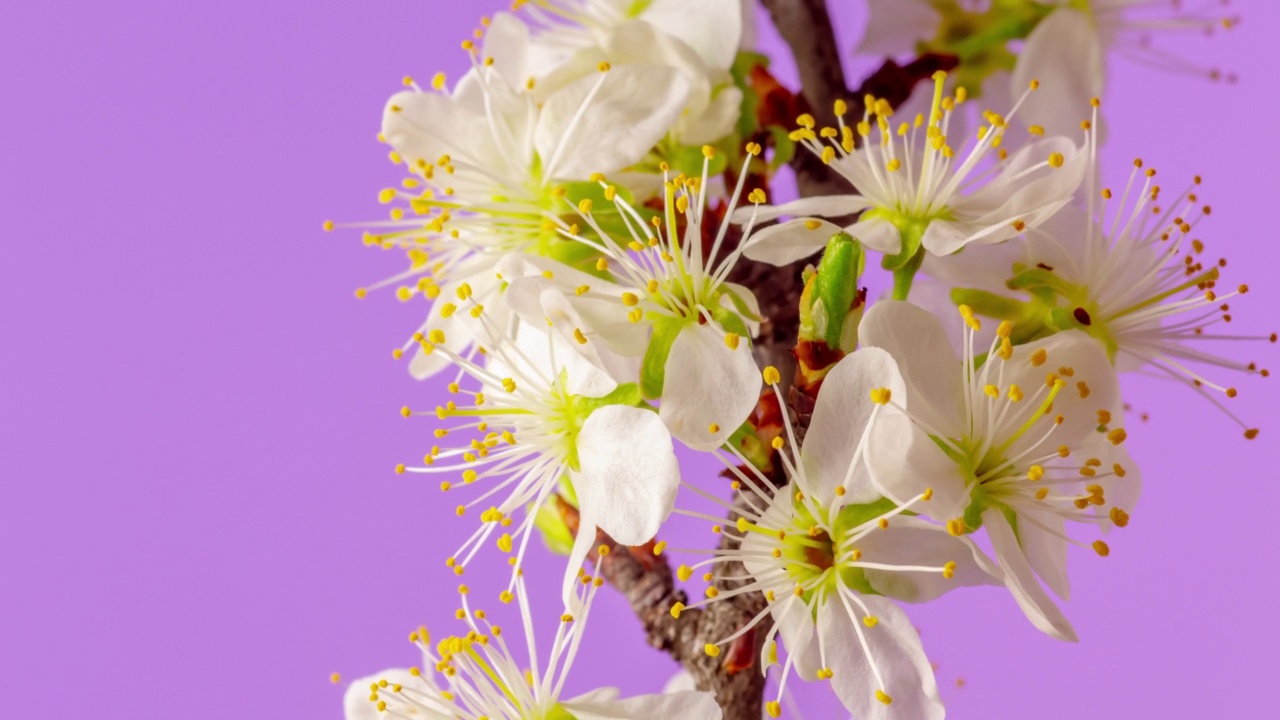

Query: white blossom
344;576;721;719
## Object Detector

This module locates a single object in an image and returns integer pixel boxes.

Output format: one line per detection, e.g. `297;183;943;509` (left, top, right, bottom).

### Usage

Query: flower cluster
332;1;1264;718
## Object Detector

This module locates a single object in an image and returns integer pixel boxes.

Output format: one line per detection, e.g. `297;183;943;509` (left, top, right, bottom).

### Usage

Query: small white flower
741;71;1087;278
344;576;722;720
343;18;691;379
859;300;1140;642
397;291;680;599
503;145;768;451
670;357;991;719
505;0;746;189
926;108;1270;437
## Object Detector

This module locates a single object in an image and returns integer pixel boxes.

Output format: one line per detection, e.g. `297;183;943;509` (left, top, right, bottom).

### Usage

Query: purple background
3;1;1278;717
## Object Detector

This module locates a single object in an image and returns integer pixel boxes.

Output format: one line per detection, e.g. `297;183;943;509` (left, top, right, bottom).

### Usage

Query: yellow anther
653;541;667;556
394;463;406;474
577;198;593;214
763;366;781;385
863;616;879;628
724;333;740;350
771;436;785;450
573;328;588;345
1048;152;1065;168
708;423;721;434
1110;507;1130;528
1092;540;1111;557
1008;384;1024;402
670;601;685;619
796;113;816;129
870;387;892;405
984;384;999;399
677;564;693;582
943;561;957;579
353;288;368;300
946;518;966;536
1035;487;1049;500
766;701;782;718
1107;428;1127;445
597;61;611;72
704;643;721;657
1028;465;1045;482
330;672;341;684
1030;348;1048;367
876;690;894;705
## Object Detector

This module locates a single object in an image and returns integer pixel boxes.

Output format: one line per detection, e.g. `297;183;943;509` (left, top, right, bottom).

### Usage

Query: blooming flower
511;0;744;152
860;300;1140;642
930;109;1269;437
345;574;721;719
741;71;1086;294
856;0;1237;139
502;145;767;451
396;292;680;599
670;358;992;719
340;15;691;379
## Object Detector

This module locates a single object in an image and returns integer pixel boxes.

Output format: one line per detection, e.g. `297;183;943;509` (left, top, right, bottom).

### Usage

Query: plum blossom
344;576;721;720
340;15;691;379
502;145;767;451
860;301;1140;641
395;291;680;600
670;357;992;719
741;71;1086;297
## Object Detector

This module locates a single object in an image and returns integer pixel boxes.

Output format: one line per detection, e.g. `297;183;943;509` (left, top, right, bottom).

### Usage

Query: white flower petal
564;690;723;720
983;507;1078;642
846;215;902;255
859;517;1000;602
866;412;970;522
802;347;905;503
658;322;762;451
575;405;680;545
1016;507;1071;600
734;195;867;224
819;596;945;720
536;65;691;180
344;669;442;720
481;12;532;91
990;330;1118;459
1011;8;1104;139
642;0;743;71
858;300;966;439
742;218;841;266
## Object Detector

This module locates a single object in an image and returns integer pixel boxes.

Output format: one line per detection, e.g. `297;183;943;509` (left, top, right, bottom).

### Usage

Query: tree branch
580;3;959;718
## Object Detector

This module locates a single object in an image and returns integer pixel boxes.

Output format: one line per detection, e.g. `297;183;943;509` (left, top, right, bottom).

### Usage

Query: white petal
987;330;1118;459
536;65;691;180
918;218;976;257
564;690;723;720
344;669;442;720
954;136;1088;250
680;84;743;145
742;218;841;265
481;12;532;91
642;0;743;71
658;322;762;451
1016;507;1071;600
857;301;966;439
859;517;1000;602
845;215;902;255
1010;8;1104;139
866;412;970;522
857;0;941;57
773;593;821;680
575;405;680;545
662;670;696;694
819;596;945;720
983;507;1078;642
802;347;905;503
733;195;866;224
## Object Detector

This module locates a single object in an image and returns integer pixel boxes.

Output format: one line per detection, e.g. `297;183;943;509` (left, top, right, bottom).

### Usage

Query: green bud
804;232;864;350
